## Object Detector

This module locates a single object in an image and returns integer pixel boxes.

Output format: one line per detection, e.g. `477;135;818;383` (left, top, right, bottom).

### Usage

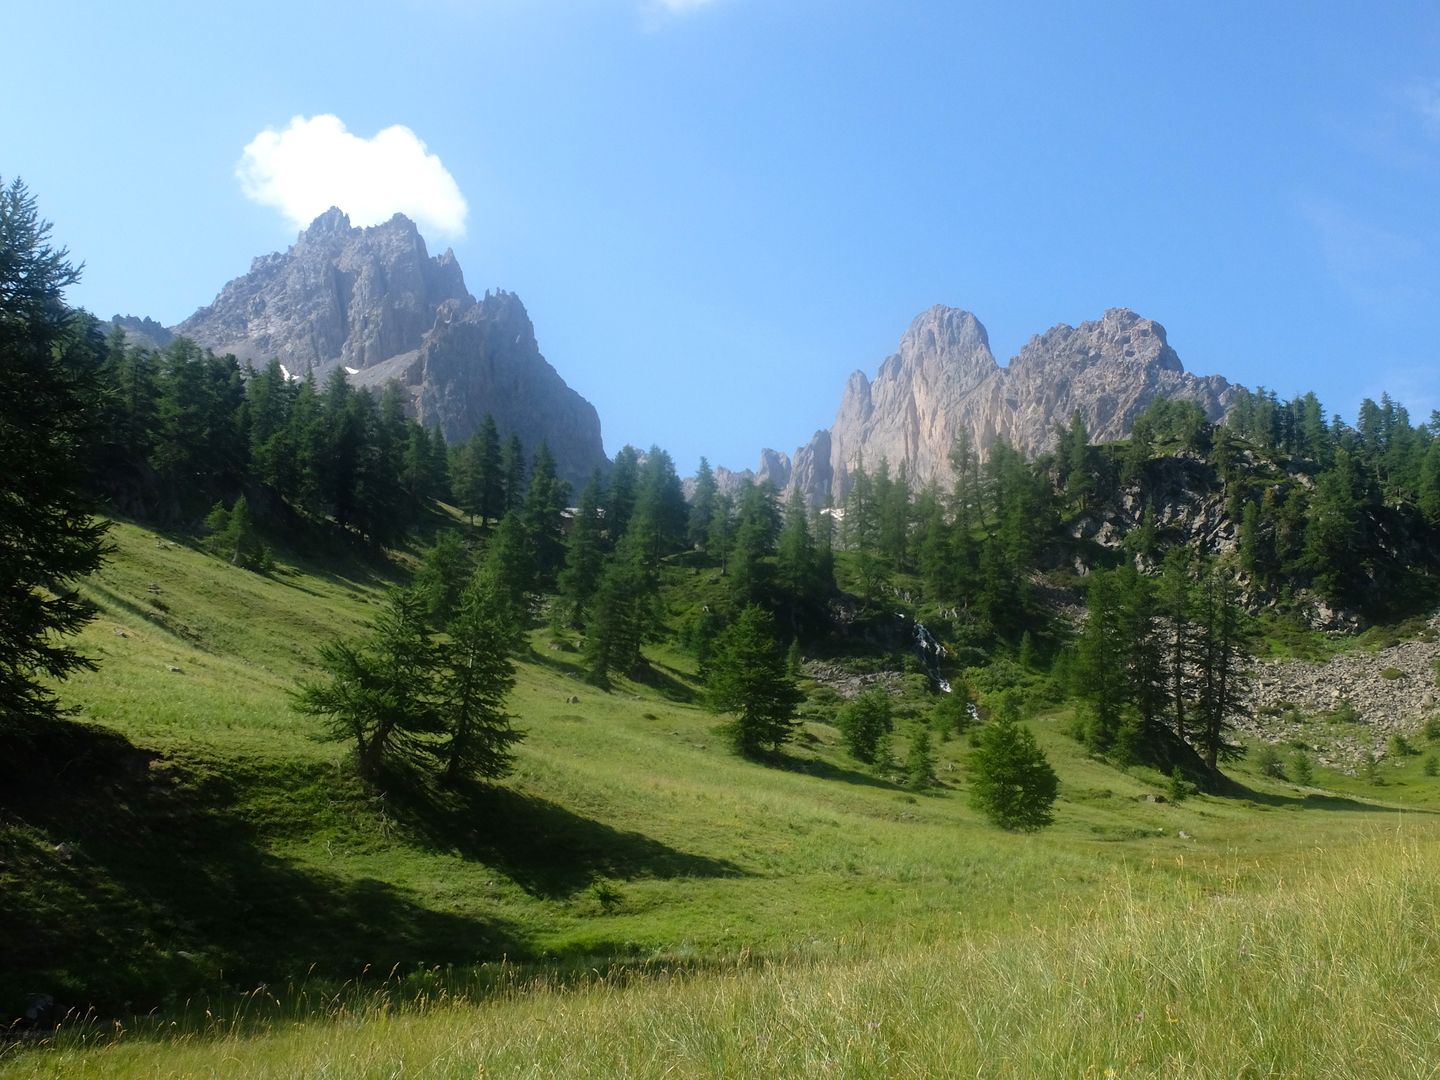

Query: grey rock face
781;305;1234;505
109;314;173;350
350;291;606;492
176;208;469;375
169;208;608;491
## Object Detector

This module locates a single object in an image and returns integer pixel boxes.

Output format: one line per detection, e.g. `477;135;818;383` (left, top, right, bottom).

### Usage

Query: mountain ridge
129;209;609;491
733;305;1236;504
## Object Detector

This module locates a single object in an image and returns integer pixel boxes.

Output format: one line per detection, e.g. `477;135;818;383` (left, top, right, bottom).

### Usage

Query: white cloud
237;114;468;239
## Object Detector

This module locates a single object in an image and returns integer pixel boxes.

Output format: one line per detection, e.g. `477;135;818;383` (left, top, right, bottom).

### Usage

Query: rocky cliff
167;209;607;491
782;305;1235;504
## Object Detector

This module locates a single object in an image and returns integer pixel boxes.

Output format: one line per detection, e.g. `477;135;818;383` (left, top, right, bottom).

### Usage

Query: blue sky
6;0;1438;473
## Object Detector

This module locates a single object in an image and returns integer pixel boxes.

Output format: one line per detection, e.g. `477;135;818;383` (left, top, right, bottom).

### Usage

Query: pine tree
523;441;570;587
707;604;804;757
414;529;472;627
967;693;1058;831
438;579;522;783
1192;570;1251;771
293;589;444;779
557;470;606;628
605;445;641;543
835;688;893;763
776;488;825;634
475;512;535;638
584;522;661;684
500;432;527;514
1074;568;1128;750
688;456;719;549
0;177;111;731
906;726;936;790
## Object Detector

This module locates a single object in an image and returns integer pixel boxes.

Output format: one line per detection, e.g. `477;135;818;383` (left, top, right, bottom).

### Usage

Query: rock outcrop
166;209;608;490
779;305;1235;505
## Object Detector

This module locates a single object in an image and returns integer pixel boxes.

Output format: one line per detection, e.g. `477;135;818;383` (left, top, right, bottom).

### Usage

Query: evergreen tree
1158;548;1197;744
584;522;661;685
1193;570;1251;771
905;726;936;790
292;589;443;779
500;432;527;513
1074;569;1128;750
635;445;689;556
101;325;159;460
728;479;780;608
557;470;606;628
202;495;268;570
708;491;736;575
776;488;827;634
688;456;719;549
605;445;642;543
475;512;535;637
707;604;804;757
245;358;294;489
414;529;472;627
523;441;570;587
0;177;111;730
966;693;1058;831
835;688;893;764
460;416;503;524
437;578;522;783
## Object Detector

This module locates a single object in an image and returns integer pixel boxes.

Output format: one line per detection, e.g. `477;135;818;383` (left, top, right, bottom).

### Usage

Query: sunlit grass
5;518;1440;1075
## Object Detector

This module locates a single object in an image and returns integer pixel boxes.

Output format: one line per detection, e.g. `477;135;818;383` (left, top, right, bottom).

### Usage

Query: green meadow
5;519;1440;1078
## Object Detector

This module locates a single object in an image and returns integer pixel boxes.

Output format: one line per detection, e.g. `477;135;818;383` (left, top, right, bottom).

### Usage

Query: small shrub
1330;701;1360;725
1424;754;1439;778
1254;745;1286;780
1360;751;1384;786
1289;750;1314;785
1423;716;1440;742
1257;703;1284;717
1388;734;1417;758
1167;766;1194;803
905;727;936;791
1380;667;1405;681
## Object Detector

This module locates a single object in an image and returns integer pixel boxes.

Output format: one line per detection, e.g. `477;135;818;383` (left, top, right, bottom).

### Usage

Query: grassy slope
4;519;1440;1076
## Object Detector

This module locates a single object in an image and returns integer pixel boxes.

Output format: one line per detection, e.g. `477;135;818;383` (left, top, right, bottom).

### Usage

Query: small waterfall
905;615;952;693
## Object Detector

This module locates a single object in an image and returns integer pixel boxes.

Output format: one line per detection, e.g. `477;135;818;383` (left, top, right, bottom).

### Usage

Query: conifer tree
1193;570;1251;771
557;470;606;627
438;579;522;783
605;445;641;543
523;441;570;587
414;529;472;627
906;726;936;790
585;522;661;684
967;692;1058;831
0;177;111;730
688;456;719;549
707;604;804;757
475;512;535;638
836;689;893;764
500;432;527;513
293;589;444;779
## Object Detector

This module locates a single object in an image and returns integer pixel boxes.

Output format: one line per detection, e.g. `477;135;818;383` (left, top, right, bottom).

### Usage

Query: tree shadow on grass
628;661;701;704
0;721;530;1019
754;749;904;793
384;775;745;901
1213;773;1434;813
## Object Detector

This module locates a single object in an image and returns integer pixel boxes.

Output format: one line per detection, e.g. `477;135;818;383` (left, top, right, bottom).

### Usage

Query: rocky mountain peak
175;208;471;376
771;304;1235;506
157;210;608;490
